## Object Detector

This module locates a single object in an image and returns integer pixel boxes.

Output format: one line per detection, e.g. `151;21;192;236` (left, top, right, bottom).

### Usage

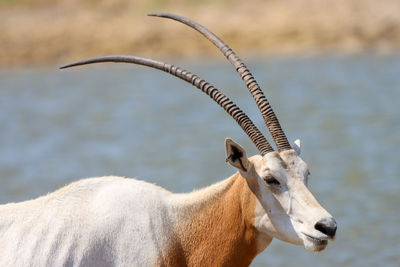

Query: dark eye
264;176;280;186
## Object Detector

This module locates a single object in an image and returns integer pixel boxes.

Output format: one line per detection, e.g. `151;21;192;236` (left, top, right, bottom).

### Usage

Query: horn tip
147;13;163;17
59;63;76;69
148;13;177;19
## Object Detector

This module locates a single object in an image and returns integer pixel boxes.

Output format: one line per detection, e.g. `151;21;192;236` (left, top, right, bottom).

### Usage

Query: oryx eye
264;176;280;186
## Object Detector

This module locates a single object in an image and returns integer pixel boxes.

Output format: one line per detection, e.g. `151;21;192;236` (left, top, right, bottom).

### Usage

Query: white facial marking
251;149;335;252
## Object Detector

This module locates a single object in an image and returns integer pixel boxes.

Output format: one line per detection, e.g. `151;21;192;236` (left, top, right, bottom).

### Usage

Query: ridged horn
60;55;274;155
149;13;292;152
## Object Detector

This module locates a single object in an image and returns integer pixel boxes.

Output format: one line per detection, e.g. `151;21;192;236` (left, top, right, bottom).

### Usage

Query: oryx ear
225;138;250;173
293;139;301;155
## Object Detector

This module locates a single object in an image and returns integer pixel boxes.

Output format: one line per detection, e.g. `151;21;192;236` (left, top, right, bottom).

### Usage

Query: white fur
0;177;166;266
0;176;233;266
251;149;334;252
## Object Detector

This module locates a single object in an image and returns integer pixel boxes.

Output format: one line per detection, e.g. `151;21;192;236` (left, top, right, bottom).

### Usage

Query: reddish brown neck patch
158;173;260;267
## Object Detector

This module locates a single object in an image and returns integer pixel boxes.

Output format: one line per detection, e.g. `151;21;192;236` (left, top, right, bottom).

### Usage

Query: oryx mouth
303;233;329;246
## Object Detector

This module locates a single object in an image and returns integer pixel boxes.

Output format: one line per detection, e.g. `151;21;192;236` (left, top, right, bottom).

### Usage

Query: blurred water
0;54;399;266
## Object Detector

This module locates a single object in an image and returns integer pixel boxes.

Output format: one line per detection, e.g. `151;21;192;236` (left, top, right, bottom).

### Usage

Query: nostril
314;218;337;238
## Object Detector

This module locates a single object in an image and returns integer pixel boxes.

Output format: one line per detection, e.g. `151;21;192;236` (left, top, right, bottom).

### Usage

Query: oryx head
225;138;336;252
61;13;336;252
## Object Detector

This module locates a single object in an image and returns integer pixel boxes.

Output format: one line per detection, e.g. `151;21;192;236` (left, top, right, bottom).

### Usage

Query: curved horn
60;55;274;155
149;13;292;152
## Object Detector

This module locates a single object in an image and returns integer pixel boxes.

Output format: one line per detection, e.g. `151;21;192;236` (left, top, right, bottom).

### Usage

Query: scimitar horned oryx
0;13;336;266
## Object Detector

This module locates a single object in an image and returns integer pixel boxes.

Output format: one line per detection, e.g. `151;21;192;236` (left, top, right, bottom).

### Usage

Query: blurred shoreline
1;0;400;68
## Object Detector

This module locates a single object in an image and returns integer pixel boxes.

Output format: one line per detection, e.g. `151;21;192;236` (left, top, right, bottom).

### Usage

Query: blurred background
0;0;399;266
2;0;400;67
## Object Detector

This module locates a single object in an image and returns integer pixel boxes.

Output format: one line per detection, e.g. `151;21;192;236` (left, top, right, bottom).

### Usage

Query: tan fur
157;173;261;267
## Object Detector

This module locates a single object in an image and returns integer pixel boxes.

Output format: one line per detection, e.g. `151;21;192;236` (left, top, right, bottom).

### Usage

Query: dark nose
314;217;337;238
